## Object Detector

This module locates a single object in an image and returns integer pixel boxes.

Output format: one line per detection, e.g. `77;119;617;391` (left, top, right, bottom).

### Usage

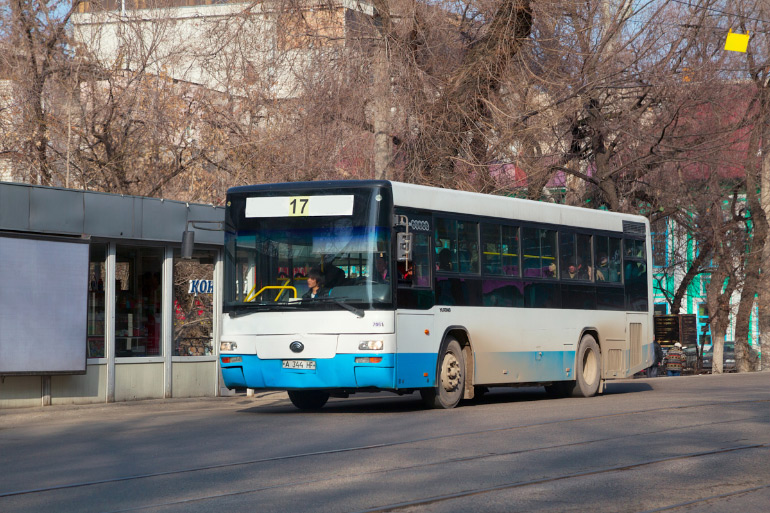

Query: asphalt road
0;372;768;513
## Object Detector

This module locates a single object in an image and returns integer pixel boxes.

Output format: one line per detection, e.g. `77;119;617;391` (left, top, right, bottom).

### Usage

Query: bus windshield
224;187;392;312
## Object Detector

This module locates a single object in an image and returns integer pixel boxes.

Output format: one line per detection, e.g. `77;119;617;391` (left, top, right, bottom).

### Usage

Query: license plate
282;360;316;370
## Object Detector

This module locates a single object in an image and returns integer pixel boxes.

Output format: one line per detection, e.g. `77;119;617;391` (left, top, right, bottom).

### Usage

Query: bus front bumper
221;353;397;390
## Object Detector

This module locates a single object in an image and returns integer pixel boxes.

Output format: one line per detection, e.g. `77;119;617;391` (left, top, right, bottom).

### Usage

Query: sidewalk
0;390;289;428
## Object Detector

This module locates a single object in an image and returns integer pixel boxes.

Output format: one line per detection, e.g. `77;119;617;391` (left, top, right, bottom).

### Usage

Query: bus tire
574;334;601;397
545;381;575;398
420;339;465;409
288;390;330;410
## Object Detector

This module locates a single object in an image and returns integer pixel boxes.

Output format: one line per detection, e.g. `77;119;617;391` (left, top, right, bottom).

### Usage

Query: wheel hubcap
442;353;461;392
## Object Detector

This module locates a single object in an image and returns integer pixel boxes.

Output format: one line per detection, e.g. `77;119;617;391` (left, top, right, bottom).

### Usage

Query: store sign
189;279;214;294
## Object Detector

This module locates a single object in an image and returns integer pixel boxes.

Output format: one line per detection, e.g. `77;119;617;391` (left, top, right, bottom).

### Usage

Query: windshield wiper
227;302;300;317
313;297;365;318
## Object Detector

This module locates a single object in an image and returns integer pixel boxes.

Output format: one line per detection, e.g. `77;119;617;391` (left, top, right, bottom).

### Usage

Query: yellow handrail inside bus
482;252;519;256
245;285;297;303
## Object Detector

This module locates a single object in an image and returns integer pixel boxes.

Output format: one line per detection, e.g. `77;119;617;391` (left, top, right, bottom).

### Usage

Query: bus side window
501;225;519;276
457;221;479;273
541;229;558;278
481;223;502;275
405;231;431;287
435;218;457;272
522;227;541;277
608;237;622;282
559;232;576;279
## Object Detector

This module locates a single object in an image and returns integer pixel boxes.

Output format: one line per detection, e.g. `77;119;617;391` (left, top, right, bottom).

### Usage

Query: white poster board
0;235;89;374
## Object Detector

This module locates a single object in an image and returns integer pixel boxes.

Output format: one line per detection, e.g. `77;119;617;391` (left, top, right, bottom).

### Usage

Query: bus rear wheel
421;339;465;409
574;334;601;397
288;390;330;410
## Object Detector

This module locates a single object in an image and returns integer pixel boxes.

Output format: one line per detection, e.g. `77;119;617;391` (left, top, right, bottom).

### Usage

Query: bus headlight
221;341;238;351
359;340;384;350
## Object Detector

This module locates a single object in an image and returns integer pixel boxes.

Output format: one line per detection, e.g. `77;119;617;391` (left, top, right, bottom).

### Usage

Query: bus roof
389;182;646;233
227;180;648;234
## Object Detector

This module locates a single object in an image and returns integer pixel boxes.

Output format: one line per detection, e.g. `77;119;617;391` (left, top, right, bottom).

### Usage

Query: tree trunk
705;205;737;374
373;46;391;180
732;90;769;372
671;239;712;314
761;137;770;370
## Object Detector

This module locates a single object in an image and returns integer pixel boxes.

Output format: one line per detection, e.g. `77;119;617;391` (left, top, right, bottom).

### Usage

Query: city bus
218;180;653;409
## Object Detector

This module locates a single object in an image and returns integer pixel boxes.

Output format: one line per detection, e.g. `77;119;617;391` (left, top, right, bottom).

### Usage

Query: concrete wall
52;364;107;405
115;362;165;402
173;360;217;398
0;376;43;408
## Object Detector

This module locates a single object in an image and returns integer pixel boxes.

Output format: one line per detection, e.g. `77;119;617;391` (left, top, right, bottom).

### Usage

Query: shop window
173;249;215;356
87;244;108;358
115;246;164;357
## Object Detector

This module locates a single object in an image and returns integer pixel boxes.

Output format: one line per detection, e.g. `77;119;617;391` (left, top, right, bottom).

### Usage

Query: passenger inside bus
302;268;326;299
375;254;390;282
322;260;346;289
437;248;452;271
596;254;609;281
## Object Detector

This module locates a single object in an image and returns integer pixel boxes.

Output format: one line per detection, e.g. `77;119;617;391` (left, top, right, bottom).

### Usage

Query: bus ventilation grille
622;221;646;236
630;323;642;368
607;349;622;372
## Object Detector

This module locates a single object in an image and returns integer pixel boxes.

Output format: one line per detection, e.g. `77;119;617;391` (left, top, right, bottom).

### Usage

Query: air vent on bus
622;221;646;236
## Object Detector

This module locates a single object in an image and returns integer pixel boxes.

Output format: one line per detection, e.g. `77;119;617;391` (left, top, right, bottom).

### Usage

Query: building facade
650;216;761;351
0;182;225;408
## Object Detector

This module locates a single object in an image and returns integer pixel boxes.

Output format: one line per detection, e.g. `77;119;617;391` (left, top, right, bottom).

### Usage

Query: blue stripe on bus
221;350;578;391
221;354;397;390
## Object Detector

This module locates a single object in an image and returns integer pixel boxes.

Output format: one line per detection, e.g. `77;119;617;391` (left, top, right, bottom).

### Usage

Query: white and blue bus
219;181;653;409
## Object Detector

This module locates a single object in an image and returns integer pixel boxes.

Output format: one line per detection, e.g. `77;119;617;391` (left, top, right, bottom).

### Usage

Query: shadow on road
238;381;655;415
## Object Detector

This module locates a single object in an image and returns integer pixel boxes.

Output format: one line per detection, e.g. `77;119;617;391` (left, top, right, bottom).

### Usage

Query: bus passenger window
435;218;457;272
559;232;577;279
457;221;479;273
501;225;519;276
608;237;622;282
577;234;592;281
595;235;622;283
522;227;541;277
481;224;502;275
623;238;648;311
541;229;558;278
401;230;431;287
559;232;591;281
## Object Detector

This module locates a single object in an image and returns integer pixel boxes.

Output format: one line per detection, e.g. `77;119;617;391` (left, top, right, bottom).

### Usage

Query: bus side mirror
181;220;225;259
181;230;195;259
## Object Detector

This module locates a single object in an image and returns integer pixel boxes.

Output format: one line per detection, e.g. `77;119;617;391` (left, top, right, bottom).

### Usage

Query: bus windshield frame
223;185;393;313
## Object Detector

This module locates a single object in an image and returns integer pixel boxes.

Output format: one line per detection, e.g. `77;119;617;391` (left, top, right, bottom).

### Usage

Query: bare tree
0;0;85;185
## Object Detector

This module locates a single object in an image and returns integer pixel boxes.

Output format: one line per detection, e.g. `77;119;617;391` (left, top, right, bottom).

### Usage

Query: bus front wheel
288;390;330;410
574;335;601;397
421;339;465;409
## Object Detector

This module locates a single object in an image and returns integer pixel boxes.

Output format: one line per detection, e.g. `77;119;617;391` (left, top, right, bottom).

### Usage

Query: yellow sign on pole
725;29;750;53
